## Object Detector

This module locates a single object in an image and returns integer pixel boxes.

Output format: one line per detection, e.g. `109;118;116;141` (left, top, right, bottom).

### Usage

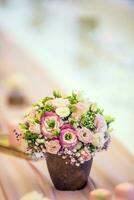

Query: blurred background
0;0;134;198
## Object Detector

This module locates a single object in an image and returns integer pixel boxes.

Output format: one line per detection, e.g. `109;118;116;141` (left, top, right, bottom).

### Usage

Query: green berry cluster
80;108;96;130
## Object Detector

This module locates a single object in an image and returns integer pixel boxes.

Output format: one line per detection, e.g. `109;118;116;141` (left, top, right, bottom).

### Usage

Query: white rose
56;107;70;118
92;133;105;147
52;98;69;108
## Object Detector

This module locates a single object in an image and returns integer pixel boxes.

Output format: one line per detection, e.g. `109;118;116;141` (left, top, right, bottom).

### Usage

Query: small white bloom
34;152;44;159
56;107;70;118
76;163;80;167
71;158;76;163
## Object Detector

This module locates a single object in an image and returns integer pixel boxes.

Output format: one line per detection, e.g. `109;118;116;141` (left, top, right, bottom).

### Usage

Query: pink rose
94;114;107;133
80;148;92;161
40;112;62;139
45;140;61;154
77;127;93;144
60;125;78;149
71;102;87;119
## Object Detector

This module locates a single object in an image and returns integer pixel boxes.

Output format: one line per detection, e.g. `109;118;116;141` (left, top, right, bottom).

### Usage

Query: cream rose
56;107;70;118
92;132;105;147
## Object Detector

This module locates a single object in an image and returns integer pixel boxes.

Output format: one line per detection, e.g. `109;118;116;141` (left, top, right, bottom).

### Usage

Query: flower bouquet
17;91;114;191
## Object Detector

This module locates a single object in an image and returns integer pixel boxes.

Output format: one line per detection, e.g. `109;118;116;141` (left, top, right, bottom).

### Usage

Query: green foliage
80;104;106;130
42;104;54;112
34;117;40;124
80;108;96;130
53;90;62;98
105;115;114;125
19;123;39;144
32;101;44;108
47;119;55;128
67;92;79;104
89;143;96;153
41;97;53;104
52;129;60;137
33;97;53;108
19;123;28;134
69;118;77;127
37;104;54;118
76;142;84;151
96;108;104;115
24;131;39;144
69;104;77;113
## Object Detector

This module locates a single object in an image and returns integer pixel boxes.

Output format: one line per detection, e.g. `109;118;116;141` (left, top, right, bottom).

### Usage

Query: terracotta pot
46;153;93;191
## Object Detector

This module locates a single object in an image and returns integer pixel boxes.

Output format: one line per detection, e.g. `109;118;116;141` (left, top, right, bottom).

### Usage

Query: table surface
0;32;134;200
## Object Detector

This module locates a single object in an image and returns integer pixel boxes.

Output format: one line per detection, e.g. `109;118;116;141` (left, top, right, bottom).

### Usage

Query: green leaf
67;92;79;104
69;105;77;113
90;143;96;152
19;123;28;130
69;119;77;127
96;108;104;115
34;118;40;124
105;115;114;125
42;104;54;112
19;123;28;133
80;109;96;130
53;90;62;98
24;131;39;144
52;129;60;137
41;97;53;104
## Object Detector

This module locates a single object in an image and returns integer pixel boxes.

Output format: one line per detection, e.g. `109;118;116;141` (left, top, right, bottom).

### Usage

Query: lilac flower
94;114;107;133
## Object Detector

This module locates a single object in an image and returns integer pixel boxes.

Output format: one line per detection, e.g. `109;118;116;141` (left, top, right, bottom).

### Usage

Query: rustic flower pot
46;153;93;191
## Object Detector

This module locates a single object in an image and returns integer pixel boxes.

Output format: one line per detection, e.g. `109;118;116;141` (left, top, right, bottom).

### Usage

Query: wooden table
0;31;134;200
